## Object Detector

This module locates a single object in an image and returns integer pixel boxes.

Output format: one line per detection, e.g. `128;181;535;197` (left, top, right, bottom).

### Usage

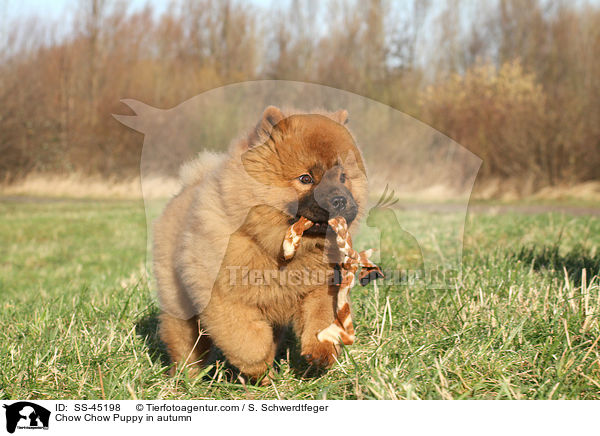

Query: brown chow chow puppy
153;106;367;381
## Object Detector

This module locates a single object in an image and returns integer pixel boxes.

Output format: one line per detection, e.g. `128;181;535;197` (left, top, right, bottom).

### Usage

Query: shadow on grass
275;327;327;380
135;307;170;367
515;243;600;285
135;309;324;383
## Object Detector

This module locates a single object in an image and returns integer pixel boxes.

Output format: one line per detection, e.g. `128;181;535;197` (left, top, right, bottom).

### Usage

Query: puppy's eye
298;174;313;184
340;173;346;183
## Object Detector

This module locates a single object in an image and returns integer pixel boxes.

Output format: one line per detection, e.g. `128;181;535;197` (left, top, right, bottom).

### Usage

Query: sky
4;0;599;23
0;0;280;51
2;0;274;23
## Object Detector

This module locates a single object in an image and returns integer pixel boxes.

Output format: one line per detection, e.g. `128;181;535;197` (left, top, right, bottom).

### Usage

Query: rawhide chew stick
282;216;383;347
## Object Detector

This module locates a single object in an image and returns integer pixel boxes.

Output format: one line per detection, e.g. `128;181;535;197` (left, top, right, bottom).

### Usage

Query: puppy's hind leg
159;312;212;376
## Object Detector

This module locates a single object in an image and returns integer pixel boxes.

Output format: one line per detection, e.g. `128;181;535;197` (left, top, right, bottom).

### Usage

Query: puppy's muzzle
313;185;358;223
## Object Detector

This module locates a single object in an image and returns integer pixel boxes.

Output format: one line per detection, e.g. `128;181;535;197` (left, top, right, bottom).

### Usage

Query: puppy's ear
250;106;285;146
332;109;349;125
261;106;285;128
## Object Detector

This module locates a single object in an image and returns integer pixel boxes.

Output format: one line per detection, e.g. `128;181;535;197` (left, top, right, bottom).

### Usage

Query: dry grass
0;174;180;199
532;181;600;202
472;178;600;202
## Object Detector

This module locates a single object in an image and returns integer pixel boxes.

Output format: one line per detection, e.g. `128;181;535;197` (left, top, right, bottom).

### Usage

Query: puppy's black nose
330;196;347;211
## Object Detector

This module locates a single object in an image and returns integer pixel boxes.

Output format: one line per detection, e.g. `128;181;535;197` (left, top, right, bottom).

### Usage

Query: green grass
1;198;600;399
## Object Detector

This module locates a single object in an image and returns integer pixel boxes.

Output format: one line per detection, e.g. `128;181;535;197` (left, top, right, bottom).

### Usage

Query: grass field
1;198;600;399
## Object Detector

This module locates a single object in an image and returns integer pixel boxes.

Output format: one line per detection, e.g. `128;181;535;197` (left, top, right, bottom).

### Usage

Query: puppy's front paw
301;340;339;368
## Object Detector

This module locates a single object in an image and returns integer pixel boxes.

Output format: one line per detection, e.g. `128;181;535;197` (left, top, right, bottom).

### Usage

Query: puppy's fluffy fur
154;106;367;380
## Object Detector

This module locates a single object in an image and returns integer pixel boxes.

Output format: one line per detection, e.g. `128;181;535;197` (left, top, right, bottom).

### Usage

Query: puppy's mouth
305;220;329;235
292;190;358;235
294;217;353;235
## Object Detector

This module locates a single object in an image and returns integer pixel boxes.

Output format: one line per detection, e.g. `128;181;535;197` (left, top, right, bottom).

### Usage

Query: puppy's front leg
294;285;340;368
202;297;278;382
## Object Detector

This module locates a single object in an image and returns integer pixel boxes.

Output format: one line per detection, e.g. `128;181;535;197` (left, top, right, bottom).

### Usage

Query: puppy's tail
179;151;224;187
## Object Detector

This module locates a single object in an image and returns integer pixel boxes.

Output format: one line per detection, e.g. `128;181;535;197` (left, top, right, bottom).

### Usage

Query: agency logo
2;402;50;434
